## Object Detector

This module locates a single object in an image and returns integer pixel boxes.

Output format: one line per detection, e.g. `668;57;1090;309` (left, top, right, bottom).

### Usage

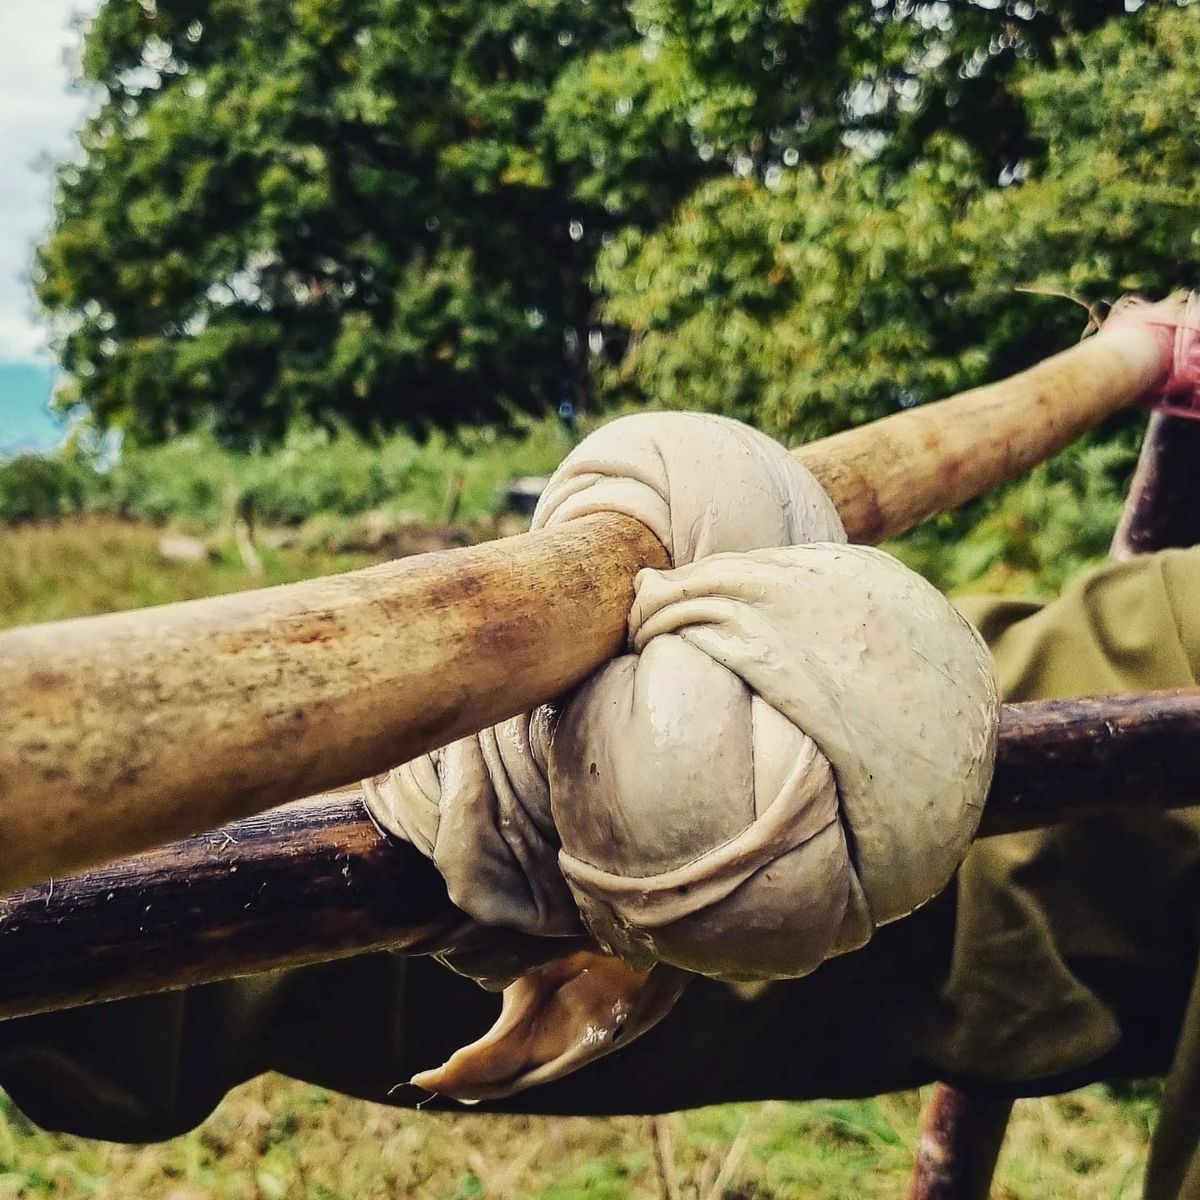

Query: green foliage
596;138;993;437
599;7;1200;436
0;454;96;524
0;418;571;532
969;6;1200;301
30;0;1200;590
37;0;642;444
38;0;1155;448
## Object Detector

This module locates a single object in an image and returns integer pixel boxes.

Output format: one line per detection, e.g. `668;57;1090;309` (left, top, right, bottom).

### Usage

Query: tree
37;0;690;445
39;0;1157;446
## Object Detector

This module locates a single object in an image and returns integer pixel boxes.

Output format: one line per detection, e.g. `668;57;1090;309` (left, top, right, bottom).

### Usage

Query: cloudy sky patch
0;1;99;363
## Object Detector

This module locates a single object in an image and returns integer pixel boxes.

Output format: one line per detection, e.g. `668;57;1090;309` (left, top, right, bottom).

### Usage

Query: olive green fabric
1;549;1199;1196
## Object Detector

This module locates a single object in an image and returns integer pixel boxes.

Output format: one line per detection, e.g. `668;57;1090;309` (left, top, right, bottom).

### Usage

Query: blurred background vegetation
3;0;1199;1195
8;0;1200;593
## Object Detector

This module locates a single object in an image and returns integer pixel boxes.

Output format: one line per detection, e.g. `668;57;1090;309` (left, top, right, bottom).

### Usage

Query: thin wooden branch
0;322;1170;894
0;796;458;1021
0;690;1196;1022
979;690;1200;836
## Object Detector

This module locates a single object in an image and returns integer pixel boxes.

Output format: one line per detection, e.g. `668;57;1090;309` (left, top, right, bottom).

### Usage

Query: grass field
0;1078;1159;1200
0;516;1162;1199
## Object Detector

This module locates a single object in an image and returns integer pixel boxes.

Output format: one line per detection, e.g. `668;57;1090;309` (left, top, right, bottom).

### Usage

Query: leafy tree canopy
38;0;1159;446
40;0;654;443
599;4;1200;441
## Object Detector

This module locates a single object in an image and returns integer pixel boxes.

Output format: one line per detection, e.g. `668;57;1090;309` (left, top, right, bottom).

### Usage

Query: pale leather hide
364;413;999;1100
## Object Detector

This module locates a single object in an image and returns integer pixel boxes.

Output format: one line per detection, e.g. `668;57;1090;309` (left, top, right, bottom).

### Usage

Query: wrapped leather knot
554;543;997;980
364;707;575;937
365;412;998;983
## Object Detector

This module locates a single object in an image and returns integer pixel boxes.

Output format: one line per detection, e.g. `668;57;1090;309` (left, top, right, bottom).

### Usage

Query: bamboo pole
0;320;1171;893
0;689;1196;1022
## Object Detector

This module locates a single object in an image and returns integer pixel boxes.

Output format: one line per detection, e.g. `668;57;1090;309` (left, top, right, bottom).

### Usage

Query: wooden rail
0;688;1196;1021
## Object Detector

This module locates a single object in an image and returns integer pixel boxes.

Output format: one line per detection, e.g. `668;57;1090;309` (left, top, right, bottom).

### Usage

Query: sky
0;1;99;452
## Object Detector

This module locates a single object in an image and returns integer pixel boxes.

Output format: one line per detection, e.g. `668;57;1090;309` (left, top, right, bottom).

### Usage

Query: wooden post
1111;412;1200;558
906;1088;1014;1200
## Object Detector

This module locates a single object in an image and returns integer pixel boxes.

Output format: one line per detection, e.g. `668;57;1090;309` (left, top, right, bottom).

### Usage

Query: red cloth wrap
1106;292;1200;420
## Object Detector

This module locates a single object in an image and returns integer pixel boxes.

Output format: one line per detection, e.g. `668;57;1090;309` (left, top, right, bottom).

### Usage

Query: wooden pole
906;1087;1014;1200
0;796;459;1021
977;689;1200;835
797;319;1166;544
1111;411;1200;558
0;322;1171;894
0;689;1196;1021
0;514;665;894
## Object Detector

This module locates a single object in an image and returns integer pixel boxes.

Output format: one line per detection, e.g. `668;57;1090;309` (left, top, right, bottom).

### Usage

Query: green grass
0;1079;1157;1200
0;418;575;532
0;518;380;630
0;517;1159;1200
